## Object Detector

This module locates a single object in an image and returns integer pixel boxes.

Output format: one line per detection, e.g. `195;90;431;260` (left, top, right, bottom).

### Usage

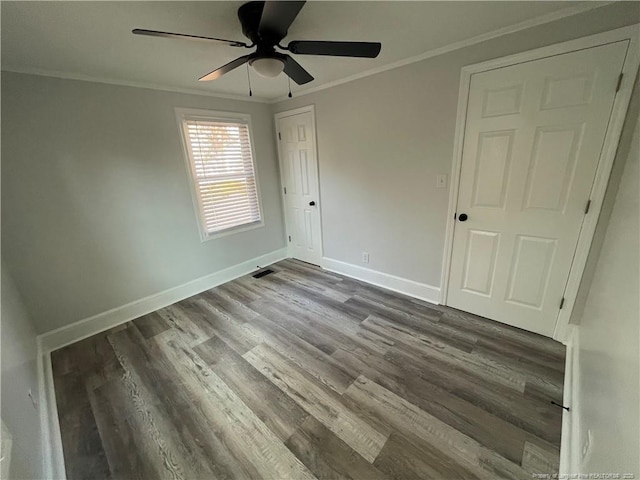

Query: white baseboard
559;324;581;476
37;337;66;480
36;247;288;479
38;248;288;353
321;257;440;304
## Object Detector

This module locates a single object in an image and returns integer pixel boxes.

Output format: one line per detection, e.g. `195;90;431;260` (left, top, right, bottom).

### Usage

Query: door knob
458;213;468;222
309;201;316;206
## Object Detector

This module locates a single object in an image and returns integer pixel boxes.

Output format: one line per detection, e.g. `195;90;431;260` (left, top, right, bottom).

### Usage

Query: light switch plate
436;174;447;188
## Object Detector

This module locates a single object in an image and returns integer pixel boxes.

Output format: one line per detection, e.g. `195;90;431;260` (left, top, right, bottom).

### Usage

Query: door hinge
278;132;282;140
584;199;591;214
616;73;624;93
559;297;565;309
284;186;287;194
288;235;291;242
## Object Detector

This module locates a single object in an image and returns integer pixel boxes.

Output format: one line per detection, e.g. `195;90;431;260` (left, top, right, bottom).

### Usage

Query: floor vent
252;269;275;279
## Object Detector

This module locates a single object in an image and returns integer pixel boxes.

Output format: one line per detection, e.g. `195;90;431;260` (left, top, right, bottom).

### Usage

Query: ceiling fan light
250;57;285;78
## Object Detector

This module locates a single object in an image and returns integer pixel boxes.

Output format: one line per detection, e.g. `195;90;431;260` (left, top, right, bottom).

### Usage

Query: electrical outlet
436;174;447;188
362;252;370;264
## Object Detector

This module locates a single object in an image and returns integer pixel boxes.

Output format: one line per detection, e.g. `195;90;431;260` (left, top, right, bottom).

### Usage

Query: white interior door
277;110;323;265
447;41;628;337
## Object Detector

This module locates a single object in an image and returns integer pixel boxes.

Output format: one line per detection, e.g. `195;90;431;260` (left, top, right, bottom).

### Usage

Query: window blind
183;118;261;236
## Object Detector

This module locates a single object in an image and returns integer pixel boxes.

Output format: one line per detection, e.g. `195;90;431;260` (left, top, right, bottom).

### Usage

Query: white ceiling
2;1;600;101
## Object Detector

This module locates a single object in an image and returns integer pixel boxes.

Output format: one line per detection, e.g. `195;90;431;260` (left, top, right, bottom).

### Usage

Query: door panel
540;72;595;110
505;235;557;308
481;84;523;117
277;111;322;265
472;131;515;208
461;230;500;296
448;41;628;337
523;125;583;212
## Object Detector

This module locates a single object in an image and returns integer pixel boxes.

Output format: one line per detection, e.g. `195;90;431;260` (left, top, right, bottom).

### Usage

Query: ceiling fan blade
287;41;381;58
199;55;253;82
132;29;248;48
258;1;306;39
283;55;314;85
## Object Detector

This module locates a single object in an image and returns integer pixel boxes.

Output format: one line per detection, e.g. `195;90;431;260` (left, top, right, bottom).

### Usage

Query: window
177;109;262;240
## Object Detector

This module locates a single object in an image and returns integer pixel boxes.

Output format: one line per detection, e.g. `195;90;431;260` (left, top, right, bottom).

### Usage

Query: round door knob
458;213;468;222
309;201;316;206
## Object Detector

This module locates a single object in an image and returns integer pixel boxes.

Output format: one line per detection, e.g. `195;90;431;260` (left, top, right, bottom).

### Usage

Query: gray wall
2;2;639;334
272;2;640;288
576;112;639;476
1;261;43;479
1;73;285;333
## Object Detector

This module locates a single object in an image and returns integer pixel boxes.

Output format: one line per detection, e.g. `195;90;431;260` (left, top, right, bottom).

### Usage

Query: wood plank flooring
51;259;566;479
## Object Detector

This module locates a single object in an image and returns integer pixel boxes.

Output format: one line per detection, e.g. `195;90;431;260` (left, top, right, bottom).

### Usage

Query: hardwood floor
51;259;565;479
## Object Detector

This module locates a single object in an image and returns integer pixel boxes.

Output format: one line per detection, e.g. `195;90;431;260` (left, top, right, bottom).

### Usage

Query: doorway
442;27;638;339
275;106;323;266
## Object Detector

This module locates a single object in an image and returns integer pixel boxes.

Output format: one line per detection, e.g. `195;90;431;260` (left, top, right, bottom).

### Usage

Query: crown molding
269;1;610;104
2;1;608;104
1;66;270;103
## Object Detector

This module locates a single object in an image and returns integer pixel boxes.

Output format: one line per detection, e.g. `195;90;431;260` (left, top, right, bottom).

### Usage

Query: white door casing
276;107;323;265
446;41;628;337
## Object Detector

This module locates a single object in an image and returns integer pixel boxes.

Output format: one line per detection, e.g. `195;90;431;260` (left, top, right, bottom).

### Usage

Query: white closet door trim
274;105;325;261
440;24;640;343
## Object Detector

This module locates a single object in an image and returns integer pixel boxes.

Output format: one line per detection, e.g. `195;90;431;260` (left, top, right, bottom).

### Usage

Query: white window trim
175;107;265;242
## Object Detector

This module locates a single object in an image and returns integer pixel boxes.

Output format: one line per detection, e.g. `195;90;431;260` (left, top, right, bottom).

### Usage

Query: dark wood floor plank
192;334;238;366
473;344;564;401
51;327;124;379
56;380;111;480
349;285;443;321
247;297;338;355
475;336;565;373
277;258;344;284
154;331;316;479
386;347;562;445
357;306;478;353
185;297;262;355
108;327;225;479
262;274;370;322
132;312;172;339
241;313;357;394
334;344;553;465
364;315;527;393
285;416;388;480
273;268;353;303
346;294;481;352
217;280;263;304
344;294;441;328
89;379;160;480
250;292;393;356
345;376;532;480
437;308;565;360
155;304;211;347
200;288;261;323
53;258;564;479
244;343;388;463
374;432;482;480
193;333;310;442
521;441;560;476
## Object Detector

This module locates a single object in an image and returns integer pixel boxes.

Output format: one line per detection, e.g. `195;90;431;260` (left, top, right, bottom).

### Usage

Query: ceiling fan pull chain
288;76;293;98
246;64;253;97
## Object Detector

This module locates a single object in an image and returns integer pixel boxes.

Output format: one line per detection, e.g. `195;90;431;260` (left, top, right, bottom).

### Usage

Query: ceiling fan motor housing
238;1;281;51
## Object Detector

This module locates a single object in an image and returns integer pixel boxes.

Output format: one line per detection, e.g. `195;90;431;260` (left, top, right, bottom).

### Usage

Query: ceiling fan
132;1;381;86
